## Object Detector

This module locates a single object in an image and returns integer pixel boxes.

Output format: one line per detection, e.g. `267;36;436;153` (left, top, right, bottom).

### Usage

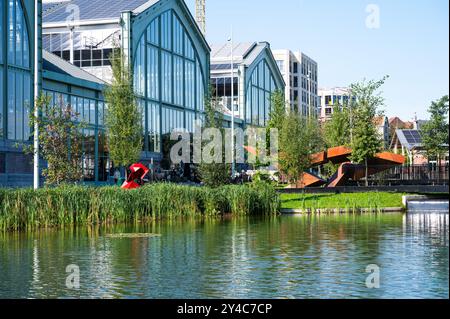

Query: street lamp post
228;29;235;178
349;89;353;143
33;0;40;189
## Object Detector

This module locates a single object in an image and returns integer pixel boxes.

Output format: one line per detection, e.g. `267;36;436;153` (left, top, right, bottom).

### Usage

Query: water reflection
0;212;448;299
408;201;449;212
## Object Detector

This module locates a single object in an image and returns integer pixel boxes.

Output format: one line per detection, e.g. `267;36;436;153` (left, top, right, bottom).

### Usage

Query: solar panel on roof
411;131;421;139
403;130;422;145
210;64;238;70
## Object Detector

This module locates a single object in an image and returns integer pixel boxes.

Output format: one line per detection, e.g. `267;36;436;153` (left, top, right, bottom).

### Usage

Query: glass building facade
1;0;32;142
2;0;211;186
245;60;277;126
133;9;206;155
1;0;35;183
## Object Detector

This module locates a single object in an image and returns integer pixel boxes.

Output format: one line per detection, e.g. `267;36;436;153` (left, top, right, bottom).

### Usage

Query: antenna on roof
196;0;206;36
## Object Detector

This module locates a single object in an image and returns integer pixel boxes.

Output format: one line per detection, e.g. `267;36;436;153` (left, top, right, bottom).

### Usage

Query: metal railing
368;164;449;186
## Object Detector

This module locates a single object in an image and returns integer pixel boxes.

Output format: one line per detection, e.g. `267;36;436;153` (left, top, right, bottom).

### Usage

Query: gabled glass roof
43;0;151;23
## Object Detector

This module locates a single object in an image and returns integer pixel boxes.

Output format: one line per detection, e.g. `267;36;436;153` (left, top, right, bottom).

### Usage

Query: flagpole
33;0;40;189
229;27;235;178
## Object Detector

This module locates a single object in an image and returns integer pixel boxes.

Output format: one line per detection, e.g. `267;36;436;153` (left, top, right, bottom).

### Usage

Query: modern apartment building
318;87;354;122
272;49;318;117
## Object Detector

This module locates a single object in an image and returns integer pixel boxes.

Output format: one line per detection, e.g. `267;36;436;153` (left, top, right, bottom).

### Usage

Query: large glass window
161;51;172;103
134;37;146;97
161;11;172;51
0;2;3;64
0;65;3;138
0;0;3;137
147;102;160;152
147;46;159;100
185;60;195;109
134;10;206;154
3;0;31;141
245;60;278;126
173;55;183;106
46;90;107;182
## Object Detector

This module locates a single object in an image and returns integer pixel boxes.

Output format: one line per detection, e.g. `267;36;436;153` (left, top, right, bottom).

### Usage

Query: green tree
279;113;321;185
267;90;287;133
253;90;288;169
321;103;352;177
104;51;143;175
349;77;388;186
323;102;351;148
421;95;449;180
307;116;325;154
197;90;230;187
23;94;85;185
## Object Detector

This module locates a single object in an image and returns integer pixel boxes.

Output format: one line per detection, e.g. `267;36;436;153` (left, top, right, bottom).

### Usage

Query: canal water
0;211;448;299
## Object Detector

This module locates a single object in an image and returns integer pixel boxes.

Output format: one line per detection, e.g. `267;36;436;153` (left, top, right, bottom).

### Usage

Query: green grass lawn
280;192;405;210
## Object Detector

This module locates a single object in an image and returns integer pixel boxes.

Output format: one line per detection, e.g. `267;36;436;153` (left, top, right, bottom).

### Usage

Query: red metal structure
121;163;150;189
291;146;406;188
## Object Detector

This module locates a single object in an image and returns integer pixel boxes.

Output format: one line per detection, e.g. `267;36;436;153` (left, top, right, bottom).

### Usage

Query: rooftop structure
210;42;285;127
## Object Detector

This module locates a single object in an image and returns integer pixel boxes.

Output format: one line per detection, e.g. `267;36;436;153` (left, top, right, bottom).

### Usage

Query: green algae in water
105;233;162;239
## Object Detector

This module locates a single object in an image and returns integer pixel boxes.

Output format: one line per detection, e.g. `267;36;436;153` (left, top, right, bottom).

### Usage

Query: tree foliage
104;51;143;169
197;90;230;188
349;76;388;185
23;94;85;185
420;95;449;161
267;90;287;133
279;113;322;185
323;102;351;148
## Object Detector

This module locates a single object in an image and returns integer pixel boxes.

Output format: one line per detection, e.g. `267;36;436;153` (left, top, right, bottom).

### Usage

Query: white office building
318;87;353;122
272;49;318;117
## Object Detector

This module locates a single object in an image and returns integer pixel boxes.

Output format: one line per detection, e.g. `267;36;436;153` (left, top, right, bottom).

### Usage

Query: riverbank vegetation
280;192;405;212
0;183;279;231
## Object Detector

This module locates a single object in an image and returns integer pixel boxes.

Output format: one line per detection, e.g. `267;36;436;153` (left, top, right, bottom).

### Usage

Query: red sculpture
121;163;150;189
292;146;406;188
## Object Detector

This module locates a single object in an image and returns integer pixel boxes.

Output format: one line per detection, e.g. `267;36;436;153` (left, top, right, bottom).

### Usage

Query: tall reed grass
280;192;403;213
0;183;280;231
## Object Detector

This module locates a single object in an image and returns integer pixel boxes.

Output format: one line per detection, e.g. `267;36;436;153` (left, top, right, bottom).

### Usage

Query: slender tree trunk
365;157;369;187
437;154;440;184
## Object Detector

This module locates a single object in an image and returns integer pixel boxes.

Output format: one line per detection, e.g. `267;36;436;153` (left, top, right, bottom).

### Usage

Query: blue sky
186;0;449;120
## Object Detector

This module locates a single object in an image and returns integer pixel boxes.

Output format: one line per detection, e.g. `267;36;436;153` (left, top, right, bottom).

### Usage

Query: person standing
114;169;121;185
